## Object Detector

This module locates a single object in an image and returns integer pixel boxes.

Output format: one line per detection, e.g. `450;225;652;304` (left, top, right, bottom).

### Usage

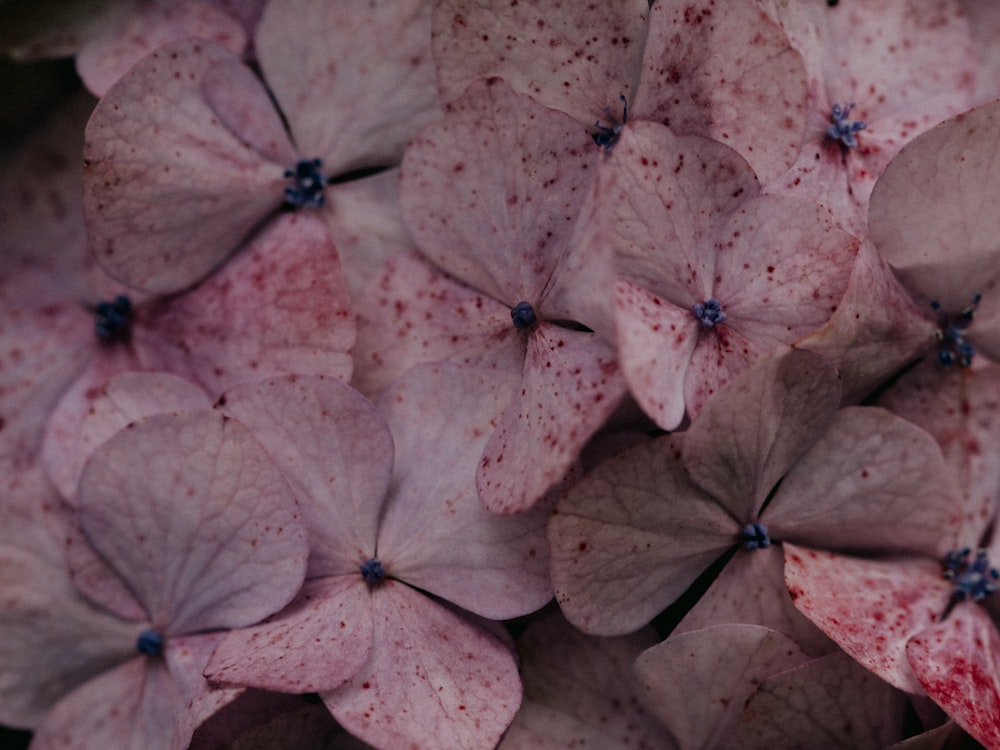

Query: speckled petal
477;323;625;514
906;603;1000;749
76;0;247;97
205;575;373;693
400;77;597;307
612;280;698;430
432;0;649;129
635;0;808;182
133;212;354;394
351;252;520;398
784;544;949;694
322;581;521;750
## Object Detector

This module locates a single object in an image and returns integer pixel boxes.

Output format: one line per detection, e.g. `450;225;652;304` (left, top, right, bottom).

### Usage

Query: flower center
943;547;999;602
826;102;867;149
593;94;628;151
931;293;981;367
360;557;386;585
510;301;538;330
692;298;726;327
136;628;165;656
94;295;133;344
741;523;771;551
284;158;327;208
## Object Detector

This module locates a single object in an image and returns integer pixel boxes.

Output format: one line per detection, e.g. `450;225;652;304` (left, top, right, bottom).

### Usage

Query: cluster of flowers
3;0;1000;747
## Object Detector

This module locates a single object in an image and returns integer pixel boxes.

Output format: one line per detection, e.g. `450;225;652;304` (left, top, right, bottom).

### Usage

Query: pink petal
376;363;552;619
77;411;308;634
400;77;597;308
500;611;672;750
76;0;247;97
322;581;521;750
432;0;650;129
31;657;189;750
767;406;960;557
784;544;950;694
217;375;391;578
715;197;858;342
43;371;211;506
734;649;910;748
205;576;373;693
321;168;413;303
352;251;520;397
134;212;354;393
673;545;835;657
762;0;976;232
635;0;808;182
549;435;738;636
0;545;138;728
961;0;1000;105
869;99;1000;342
83;39;287;294
906;603;1000;749
599;122;758;305
165;632;245;748
798;238;938;405
682;348;841;522
634;624;811;749
612;280;698;430
255;0;442;175
477;323;626;514
199;53;298;165
877;355;1000;550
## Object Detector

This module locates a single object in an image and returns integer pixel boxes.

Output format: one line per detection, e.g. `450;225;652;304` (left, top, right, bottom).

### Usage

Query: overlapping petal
76;410;308;634
257;0;440;175
322;581;521;750
82;39;288;294
432;0;650;128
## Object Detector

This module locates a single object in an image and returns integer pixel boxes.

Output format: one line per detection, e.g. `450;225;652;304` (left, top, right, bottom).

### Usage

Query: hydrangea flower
549;349;955;637
432;0;809;181
197;367;552;748
587;121;857;429
354;77;625;513
82;0;440;295
759;0;977;233
0;409;309;749
0;92;354;506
